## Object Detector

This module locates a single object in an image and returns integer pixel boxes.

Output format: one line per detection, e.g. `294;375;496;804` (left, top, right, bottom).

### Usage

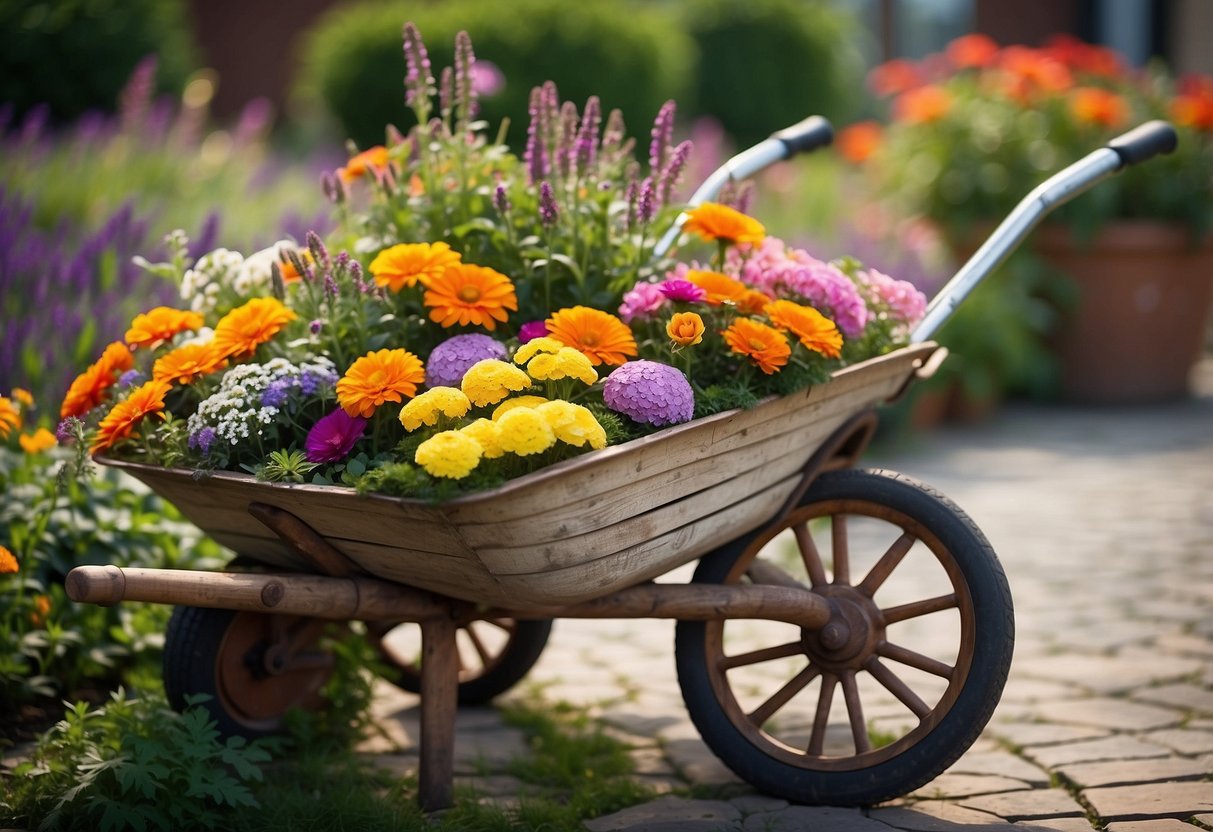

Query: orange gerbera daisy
738;288;774;315
686;270;749;306
98;341;135;374
152;342;229;384
723;318;791;375
1069;87;1129;128
765;300;844;359
337;145;391;184
125;306;204;349
836;121;882;164
894;85;953;124
336;348;426;418
91;379;172;453
370;242;462;292
19;428;56;454
211;297;297;359
546;306;638;366
423;263;518;331
666;311;705;347
0;396;19;438
59;341;134;419
681;203;766;246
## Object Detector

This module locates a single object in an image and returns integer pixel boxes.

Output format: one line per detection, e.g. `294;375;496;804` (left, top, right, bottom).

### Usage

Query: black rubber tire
675;468;1014;806
164;605;333;739
374;617;553;705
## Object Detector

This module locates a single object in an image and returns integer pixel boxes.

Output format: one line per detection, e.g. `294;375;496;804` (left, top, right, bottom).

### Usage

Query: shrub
295;0;694;149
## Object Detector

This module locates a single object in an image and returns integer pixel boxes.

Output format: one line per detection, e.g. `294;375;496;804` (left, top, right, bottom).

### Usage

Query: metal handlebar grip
1106;120;1179;168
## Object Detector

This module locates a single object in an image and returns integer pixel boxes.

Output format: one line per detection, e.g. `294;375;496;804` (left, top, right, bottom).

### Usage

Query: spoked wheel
369;615;553;704
675;469;1014;805
164;606;336;738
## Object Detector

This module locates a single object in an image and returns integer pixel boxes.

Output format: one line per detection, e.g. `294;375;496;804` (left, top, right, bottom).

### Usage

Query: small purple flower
619;281;668;322
426;333;508;387
493;184;510;215
118;369;144;388
518;320;549;343
55;418;77;444
650;100;676;172
305;409;367;464
261;378;294;408
539;181;559;227
658;279;706;304
188;426;217;457
299;366;338;397
309;319;323;334
603;361;694;427
635;177;656;225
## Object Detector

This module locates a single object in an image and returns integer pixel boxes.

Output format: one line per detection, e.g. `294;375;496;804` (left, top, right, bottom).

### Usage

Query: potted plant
845;34;1213;403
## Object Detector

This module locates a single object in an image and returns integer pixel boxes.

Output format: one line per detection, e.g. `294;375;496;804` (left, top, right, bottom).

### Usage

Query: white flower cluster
187;357;336;447
180;241;301;314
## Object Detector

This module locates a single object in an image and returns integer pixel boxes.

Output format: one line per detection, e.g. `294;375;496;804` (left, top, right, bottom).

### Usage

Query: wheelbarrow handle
910;120;1179;344
654;116;834;257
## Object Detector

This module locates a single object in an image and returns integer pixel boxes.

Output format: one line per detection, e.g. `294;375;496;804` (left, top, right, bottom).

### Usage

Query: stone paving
364;361;1213;829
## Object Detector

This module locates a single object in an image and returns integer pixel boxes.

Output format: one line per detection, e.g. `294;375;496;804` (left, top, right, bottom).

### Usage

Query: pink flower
856;268;927;328
619;281;668;322
305;408;367;463
518;320;550;343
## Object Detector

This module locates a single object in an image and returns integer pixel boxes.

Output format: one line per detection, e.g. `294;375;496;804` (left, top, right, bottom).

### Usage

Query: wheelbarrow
65;118;1179;810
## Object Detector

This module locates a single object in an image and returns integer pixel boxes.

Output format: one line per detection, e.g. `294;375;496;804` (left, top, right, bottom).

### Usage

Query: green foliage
678;0;864;146
0;0;198;125
296;0;693;149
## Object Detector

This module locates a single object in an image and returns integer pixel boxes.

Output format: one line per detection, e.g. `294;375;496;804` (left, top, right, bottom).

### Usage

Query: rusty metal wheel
369;616;552;705
164;606;335;738
675;469;1014;805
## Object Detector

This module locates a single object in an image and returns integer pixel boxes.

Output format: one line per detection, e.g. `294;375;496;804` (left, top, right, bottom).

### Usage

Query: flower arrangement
842;34;1213;242
57;25;925;500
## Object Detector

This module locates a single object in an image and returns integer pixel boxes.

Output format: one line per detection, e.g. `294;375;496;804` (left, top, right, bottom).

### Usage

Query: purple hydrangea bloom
426;333;508;387
658;279;707;304
188;426;217;457
305;409;367;463
603;361;694;427
518;320;549;343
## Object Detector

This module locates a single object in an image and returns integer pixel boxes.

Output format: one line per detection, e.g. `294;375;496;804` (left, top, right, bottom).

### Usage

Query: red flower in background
836;121;882;164
868;59;922;96
1070;87;1130;128
946;34;999;69
894;85;953;124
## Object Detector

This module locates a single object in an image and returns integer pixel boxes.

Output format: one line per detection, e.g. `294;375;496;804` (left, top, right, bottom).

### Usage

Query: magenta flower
518;320;549;343
658;279;707;304
305;408;367;463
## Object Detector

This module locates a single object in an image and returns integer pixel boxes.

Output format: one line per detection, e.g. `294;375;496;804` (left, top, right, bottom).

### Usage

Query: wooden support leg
418;615;459;812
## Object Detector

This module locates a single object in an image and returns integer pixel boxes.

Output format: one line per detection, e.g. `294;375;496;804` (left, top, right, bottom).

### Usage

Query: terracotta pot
1032;222;1213;404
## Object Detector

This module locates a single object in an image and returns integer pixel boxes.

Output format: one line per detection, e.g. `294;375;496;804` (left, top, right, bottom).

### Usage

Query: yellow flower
513;336;564;365
19;428;56;454
496;407;556;456
526;347;598;385
545;306;637;366
666;312;706;346
337;348;426;418
536;401;607;449
125;306;205;349
461;360;531;407
91;379;172;453
211;297;296;359
399;387;471;431
460;418;505;459
0;545;18;574
0;396;19;439
415;430;483;479
12;388;34;408
370;242;462;293
492;396;549;420
764;299;843;359
681;203;766;246
424;263;518;331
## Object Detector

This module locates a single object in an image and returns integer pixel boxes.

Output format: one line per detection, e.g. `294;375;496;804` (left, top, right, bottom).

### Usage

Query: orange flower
738;288;774;315
370;242;463;292
211;297;297;359
279;251;311;283
19;428;57;454
99;341;135;374
946;34;999;69
59;341;134;419
336;349;426;418
1069;87;1129;128
125;306;205;349
894;85;953;124
1044;35;1123;78
723;318;791;375
91;379;172;453
666;312;706;347
29;594;51;627
0;396;19;439
423;263;518;331
546;306;638;367
836;121;882;164
153;342;229;384
681;203;766;246
765;300;843;359
12;388;33;407
868;59;922;96
686;270;748;306
337;145;390;183
997;46;1072;101
1172;77;1213;131
0;545;17;574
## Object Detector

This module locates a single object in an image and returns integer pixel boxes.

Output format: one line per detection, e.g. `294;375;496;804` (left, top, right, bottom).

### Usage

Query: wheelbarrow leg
419;614;459;811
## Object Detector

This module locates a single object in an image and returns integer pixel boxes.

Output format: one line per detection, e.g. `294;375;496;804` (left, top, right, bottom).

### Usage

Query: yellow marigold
526;348;598;385
666;312;706;347
424;263;518;331
496;407;556;456
338;145;391;184
536;401;607;450
0;396;19;439
765;299;844;359
491;396;548;420
399;386;471;431
212;297;297;359
152;342;228;384
415;430;483;479
337;348;426;418
19;428;57;454
513;336;564;365
723;318;791;375
681;203;766;246
686;270;748;306
12;388;33;407
91;379;172;453
370;242;462;293
461;360;531;407
59;341;134;419
125;306;205;349
545;306;637;367
0;545;17;574
460;418;505;459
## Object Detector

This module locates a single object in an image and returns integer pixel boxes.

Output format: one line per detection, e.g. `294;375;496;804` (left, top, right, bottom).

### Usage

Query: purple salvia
438;66;454;120
657;139;693;205
574;96;601;174
321;171;344;205
493;184;510;215
524;86;549;183
734;180;756;215
541;81;560;152
623;177;639;231
602;108;625;157
454;30;478;126
386;123;406;147
402;22;434;120
649;100;676;172
306;231;331;277
539;181;559;227
635;177;656;225
233;97;272;149
557;101;578;178
119;55;157;134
